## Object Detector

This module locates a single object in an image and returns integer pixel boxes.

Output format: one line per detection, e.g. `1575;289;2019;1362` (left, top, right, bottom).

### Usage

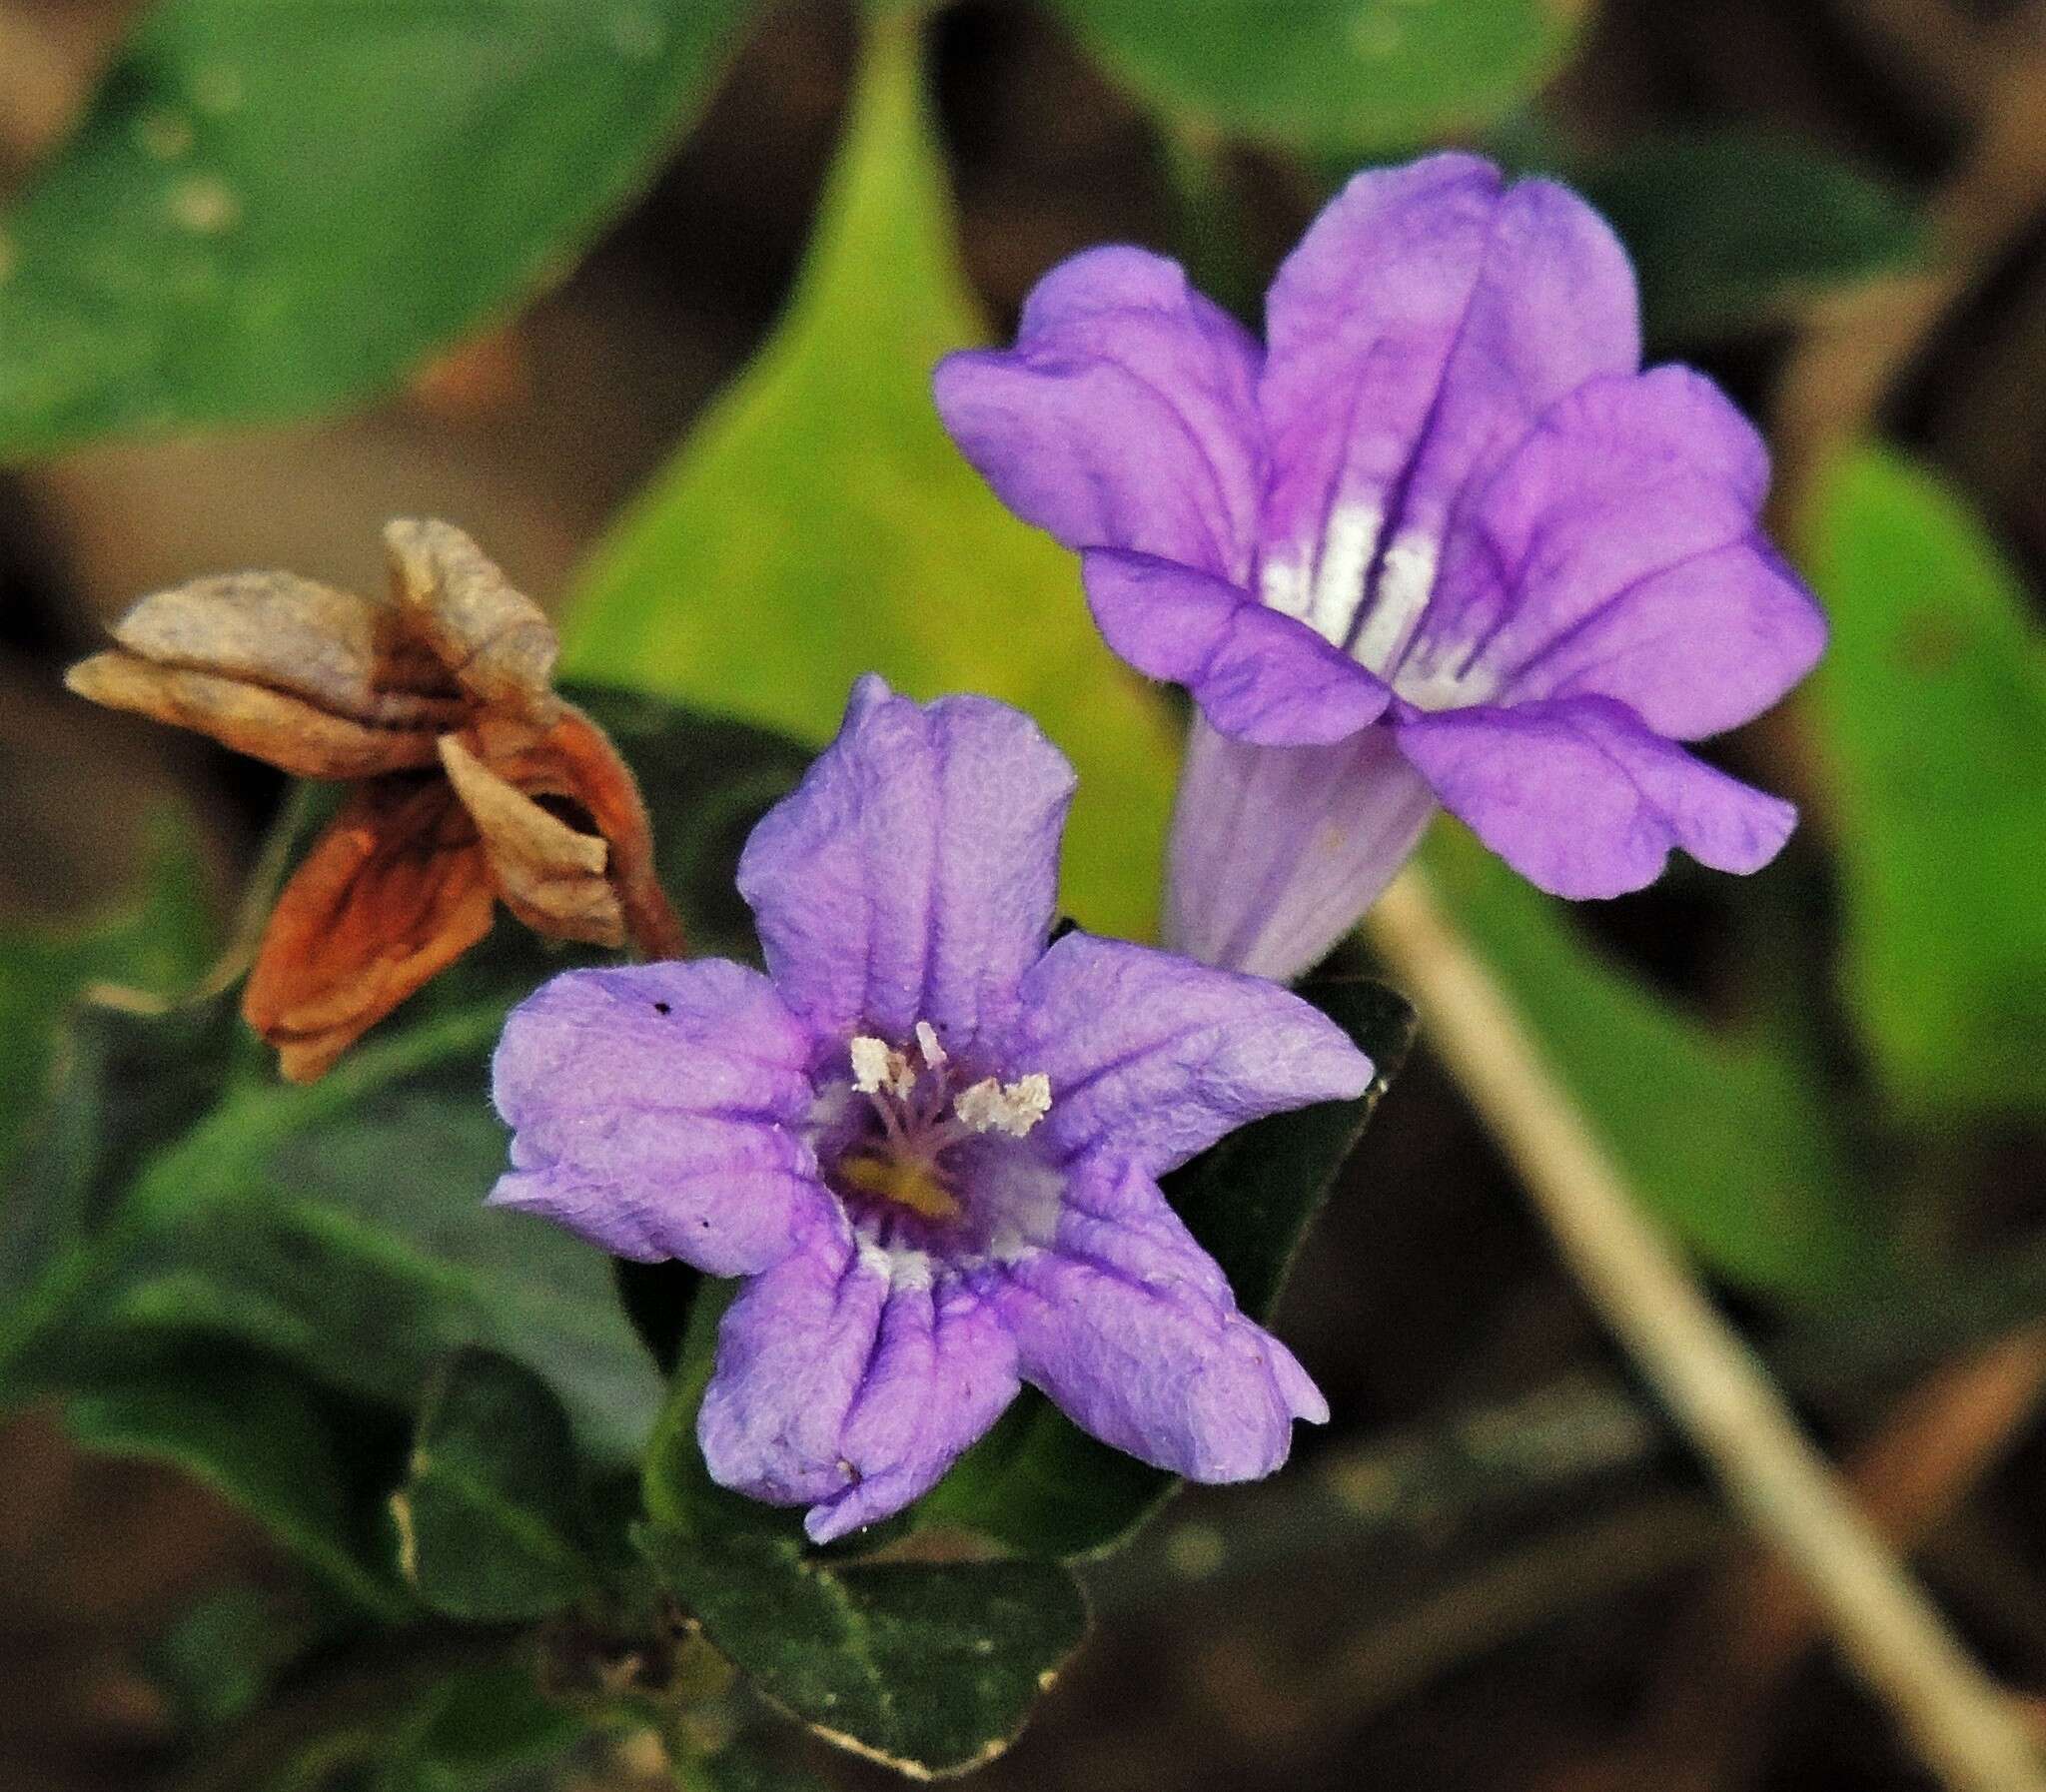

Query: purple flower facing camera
488;677;1368;1541
935;153;1825;979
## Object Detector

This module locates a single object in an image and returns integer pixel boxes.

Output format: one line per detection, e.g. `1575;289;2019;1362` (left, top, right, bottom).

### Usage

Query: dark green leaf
1055;0;1577;153
560;12;1180;942
1574;131;1923;346
1804;446;2046;1114
146;1583;323;1737
921;976;1417;1558
10;694;822;1452
92;1055;666;1460
0;816;217;1173
0;0;753;458
639;1524;1088;1778
393;1348;598;1623
1425;826;1886;1299
702;1739;834;1792
61;1344;413;1618
0;990;242;1319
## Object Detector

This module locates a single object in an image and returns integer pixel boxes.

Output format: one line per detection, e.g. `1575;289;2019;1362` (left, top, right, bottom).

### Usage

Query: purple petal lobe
934;246;1266;580
1165;716;1437;981
737;675;1075;1054
1008;931;1372;1176
1083;548;1391;746
1416;367;1826;737
1258;156;1638;661
489;960;826;1275
988;1160;1326;1481
696;1208;1018;1538
1395;694;1798;898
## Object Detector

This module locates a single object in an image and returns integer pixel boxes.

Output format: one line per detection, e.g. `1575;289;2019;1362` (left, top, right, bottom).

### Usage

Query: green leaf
921;976;1417;1558
0;816;216;1173
0;991;243;1318
560;11;1179;943
392;1348;598;1623
1573;131;1923;346
1425;826;1884;1299
0;0;753;459
61;1344;412;1618
147;1583;324;1737
1804;446;2046;1115
1055;0;1577;154
639;1524;1088;1778
91;1043;667;1460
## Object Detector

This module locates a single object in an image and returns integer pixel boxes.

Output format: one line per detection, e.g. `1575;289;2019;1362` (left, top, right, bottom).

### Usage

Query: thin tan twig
1364;866;2046;1792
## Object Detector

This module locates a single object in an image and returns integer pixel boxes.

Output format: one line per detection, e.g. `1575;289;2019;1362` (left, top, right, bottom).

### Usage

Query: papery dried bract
439;734;622;948
69;519;683;1082
386;518;561;717
243;778;497;1083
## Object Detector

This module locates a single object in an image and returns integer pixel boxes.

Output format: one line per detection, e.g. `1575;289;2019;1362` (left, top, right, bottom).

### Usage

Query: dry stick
1363;867;2046;1792
1535;1327;2046;1792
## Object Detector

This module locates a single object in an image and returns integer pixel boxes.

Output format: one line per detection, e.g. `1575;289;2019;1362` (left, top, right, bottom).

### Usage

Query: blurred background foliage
1;0;2044;1789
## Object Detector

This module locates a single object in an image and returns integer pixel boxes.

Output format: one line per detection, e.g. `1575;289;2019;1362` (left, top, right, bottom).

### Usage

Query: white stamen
954;1072;1052;1139
915;1020;947;1070
849;1034;915;1099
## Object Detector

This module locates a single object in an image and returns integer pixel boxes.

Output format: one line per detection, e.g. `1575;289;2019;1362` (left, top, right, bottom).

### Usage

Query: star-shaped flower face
935;153;1827;980
489;676;1370;1542
68;521;679;1079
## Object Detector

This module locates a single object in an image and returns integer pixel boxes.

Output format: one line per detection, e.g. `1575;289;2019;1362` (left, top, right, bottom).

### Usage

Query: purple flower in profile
489;676;1368;1542
934;153;1825;981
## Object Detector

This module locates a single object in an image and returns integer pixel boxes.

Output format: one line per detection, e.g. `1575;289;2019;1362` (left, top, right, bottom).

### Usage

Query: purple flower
488;676;1369;1542
934;154;1825;980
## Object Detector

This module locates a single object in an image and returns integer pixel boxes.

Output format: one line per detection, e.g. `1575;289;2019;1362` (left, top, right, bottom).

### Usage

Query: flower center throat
834;1022;1050;1224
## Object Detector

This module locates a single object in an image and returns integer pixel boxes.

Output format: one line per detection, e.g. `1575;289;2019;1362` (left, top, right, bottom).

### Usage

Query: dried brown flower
68;519;684;1081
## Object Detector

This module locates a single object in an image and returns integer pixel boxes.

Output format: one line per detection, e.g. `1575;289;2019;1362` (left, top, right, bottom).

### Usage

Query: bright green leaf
1055;0;1577;154
1574;131;1923;346
638;1524;1088;1778
0;0;753;459
392;1348;598;1622
921;976;1416;1559
1804;446;2046;1114
1425;826;1884;1300
561;12;1179;941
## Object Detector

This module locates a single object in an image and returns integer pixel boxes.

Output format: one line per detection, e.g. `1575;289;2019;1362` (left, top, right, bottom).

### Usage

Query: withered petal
544;705;688;960
439;734;624;948
101;568;468;729
385;519;560;717
243;779;497;1082
66;653;445;780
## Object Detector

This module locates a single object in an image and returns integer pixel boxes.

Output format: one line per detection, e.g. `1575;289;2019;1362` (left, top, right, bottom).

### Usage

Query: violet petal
1395;693;1799;898
489;960;827;1275
737;675;1074;1055
934;246;1266;580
